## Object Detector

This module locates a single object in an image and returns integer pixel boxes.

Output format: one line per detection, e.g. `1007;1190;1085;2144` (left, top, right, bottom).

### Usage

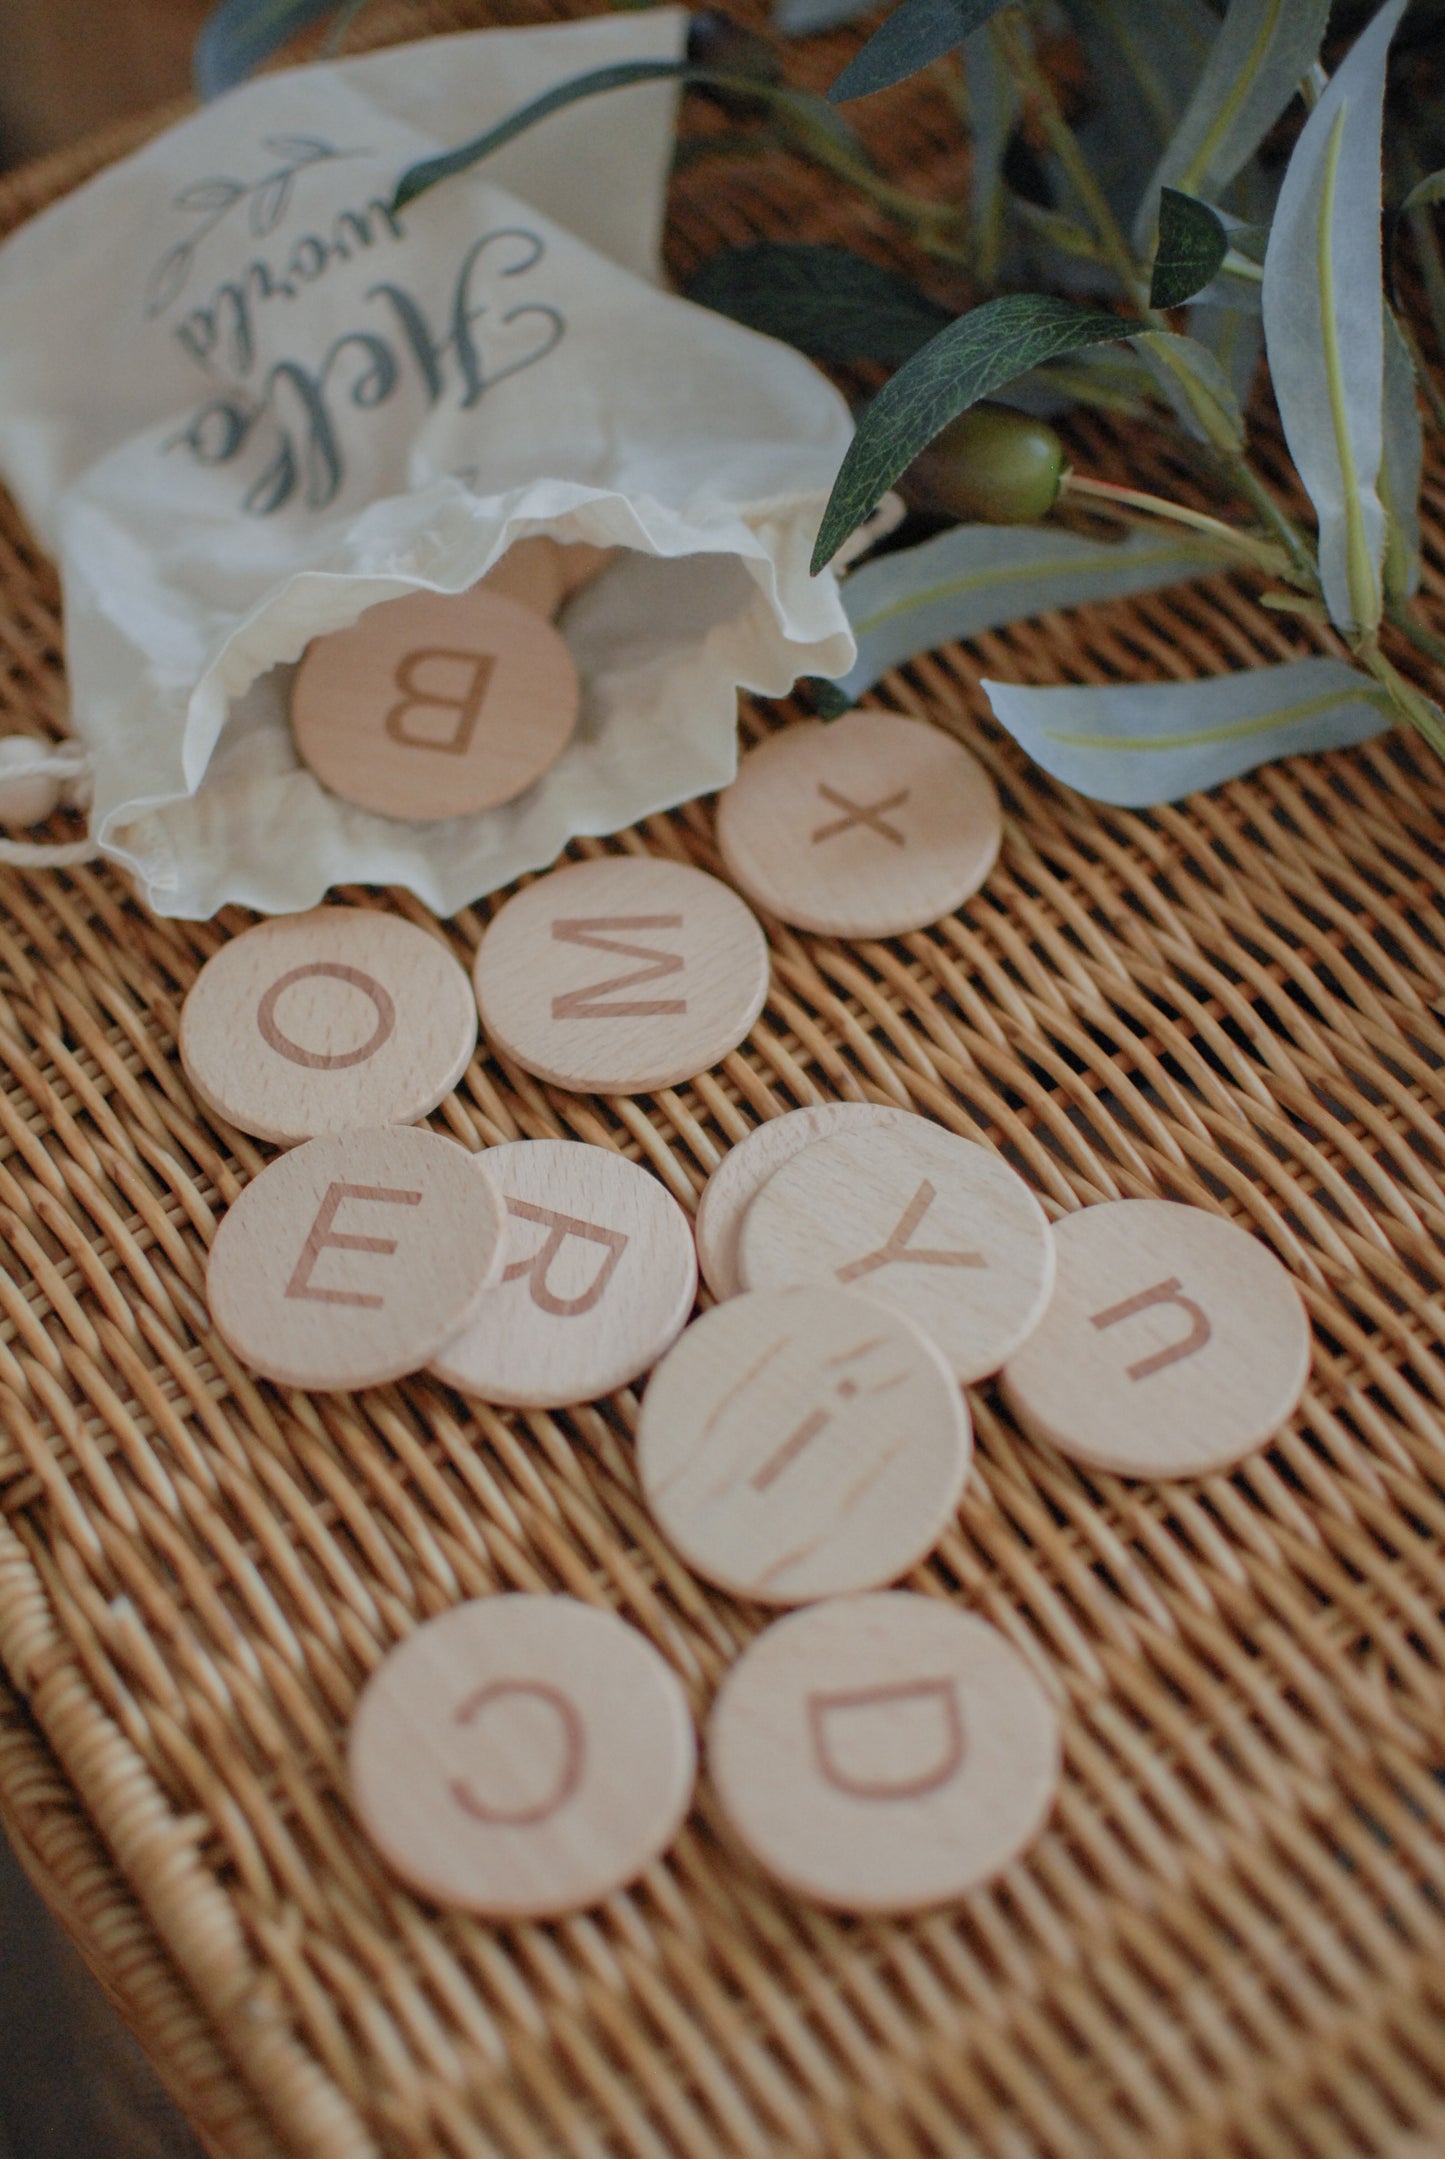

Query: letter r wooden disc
349;1595;697;1917
473;857;770;1094
180;908;478;1146
291;585;579;821
708;1593;1061;1911
206;1126;505;1391
1001;1199;1312;1478
431;1140;698;1407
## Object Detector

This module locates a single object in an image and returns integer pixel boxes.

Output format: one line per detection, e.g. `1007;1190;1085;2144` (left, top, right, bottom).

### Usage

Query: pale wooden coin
431;1140;698;1406
479;537;566;617
180;907;477;1147
695;1101;929;1301
637;1285;970;1606
716;710;1003;938
349;1594;696;1917
206;1127;505;1391
473;856;770;1095
708;1592;1060;1912
1001;1199;1312;1478
739;1123;1055;1383
291;585;579;821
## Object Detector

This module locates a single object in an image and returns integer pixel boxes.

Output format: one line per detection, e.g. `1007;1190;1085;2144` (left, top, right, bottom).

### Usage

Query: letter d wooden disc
291;585;579;821
708;1593;1060;1911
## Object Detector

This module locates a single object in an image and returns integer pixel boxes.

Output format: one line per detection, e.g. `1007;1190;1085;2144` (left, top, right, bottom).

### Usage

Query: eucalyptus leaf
774;0;878;33
812;295;1134;570
1262;0;1407;634
194;0;343;99
827;0;1011;106
832;524;1235;702
1132;327;1245;451
1150;189;1229;308
983;657;1391;807
1381;306;1423;603
687;243;951;363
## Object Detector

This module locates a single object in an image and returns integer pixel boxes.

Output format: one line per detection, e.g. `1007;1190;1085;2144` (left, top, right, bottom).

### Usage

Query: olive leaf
687;244;951;364
1149;189;1229;308
1059;0;1219;233
811;295;1134;570
1186;299;1264;416
1381;306;1424;604
961;25;1018;283
194;0;344;99
773;0;878;35
983;656;1392;808
827;0;1013;107
1402;167;1445;215
1133;327;1245;452
1261;0;1407;635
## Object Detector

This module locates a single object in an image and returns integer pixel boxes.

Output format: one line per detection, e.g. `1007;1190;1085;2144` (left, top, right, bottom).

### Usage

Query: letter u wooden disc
708;1593;1060;1911
291;585;579;820
431;1140;698;1407
206;1127;506;1391
181;908;478;1146
349;1595;697;1917
1001;1198;1312;1478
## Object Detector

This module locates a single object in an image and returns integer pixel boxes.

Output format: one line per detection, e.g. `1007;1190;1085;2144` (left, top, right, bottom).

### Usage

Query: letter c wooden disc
291;584;579;821
708;1593;1060;1911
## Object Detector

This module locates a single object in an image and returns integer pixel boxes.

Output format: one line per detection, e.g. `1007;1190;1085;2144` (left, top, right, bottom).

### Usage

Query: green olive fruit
901;403;1066;525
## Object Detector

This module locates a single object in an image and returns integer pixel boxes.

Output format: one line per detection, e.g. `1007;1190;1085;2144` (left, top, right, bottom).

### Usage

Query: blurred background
0;0;205;167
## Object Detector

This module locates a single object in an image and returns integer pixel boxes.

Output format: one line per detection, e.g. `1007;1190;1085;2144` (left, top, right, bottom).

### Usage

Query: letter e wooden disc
1001;1198;1312;1478
638;1285;970;1605
349;1595;696;1916
716;711;1003;938
708;1593;1060;1911
740;1122;1055;1382
291;585;578;820
431;1140;698;1406
181;908;478;1145
206;1126;505;1390
474;856;770;1094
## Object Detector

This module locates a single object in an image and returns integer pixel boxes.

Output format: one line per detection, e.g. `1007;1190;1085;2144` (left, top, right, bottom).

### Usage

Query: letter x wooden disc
708;1593;1060;1911
349;1595;696;1917
638;1285;970;1605
181;908;478;1146
716;710;1003;938
291;585;579;821
431;1140;698;1407
473;857;770;1094
206;1127;505;1391
739;1122;1055;1383
1001;1199;1312;1478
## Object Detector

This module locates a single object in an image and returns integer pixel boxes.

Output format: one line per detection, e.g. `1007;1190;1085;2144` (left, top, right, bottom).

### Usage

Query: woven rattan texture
4;9;1445;2155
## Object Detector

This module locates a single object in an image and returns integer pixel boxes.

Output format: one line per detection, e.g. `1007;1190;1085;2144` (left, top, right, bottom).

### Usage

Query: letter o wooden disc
739;1122;1055;1383
473;857;770;1094
708;1593;1060;1911
206;1126;505;1391
180;908;478;1146
291;585;579;820
638;1285;970;1605
349;1595;697;1917
431;1140;698;1407
716;711;1003;938
1001;1199;1312;1478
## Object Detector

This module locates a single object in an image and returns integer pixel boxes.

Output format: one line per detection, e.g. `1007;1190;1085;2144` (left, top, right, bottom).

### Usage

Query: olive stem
1060;472;1292;574
1385;598;1445;673
1357;638;1445;756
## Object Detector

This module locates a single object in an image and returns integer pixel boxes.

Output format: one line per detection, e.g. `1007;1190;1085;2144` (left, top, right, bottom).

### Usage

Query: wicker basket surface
3;6;1445;2155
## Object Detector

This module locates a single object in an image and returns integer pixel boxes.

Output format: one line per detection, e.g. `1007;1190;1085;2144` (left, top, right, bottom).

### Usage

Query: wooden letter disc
637;1285;970;1605
739;1122;1055;1383
205;1127;505;1391
1001;1198;1312;1478
708;1593;1061;1912
431;1140;698;1407
349;1595;696;1917
716;711;1003;938
473;856;770;1095
291;585;579;821
180;907;478;1146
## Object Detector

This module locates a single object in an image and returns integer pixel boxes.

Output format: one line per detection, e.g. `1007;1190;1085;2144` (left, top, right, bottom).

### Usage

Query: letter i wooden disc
291;585;579;821
1001;1198;1312;1478
205;1127;506;1391
708;1593;1060;1911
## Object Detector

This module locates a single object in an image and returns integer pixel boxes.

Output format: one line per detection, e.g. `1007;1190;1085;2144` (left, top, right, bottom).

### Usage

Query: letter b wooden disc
291;585;579;820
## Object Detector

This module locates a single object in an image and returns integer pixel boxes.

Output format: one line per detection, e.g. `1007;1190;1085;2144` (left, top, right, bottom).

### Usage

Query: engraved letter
383;647;496;754
550;916;687;1020
808;1677;966;1800
256;961;396;1071
449;1680;585;1825
284;1181;421;1308
1090;1275;1212;1382
811;782;910;847
836;1180;984;1284
503;1198;629;1317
